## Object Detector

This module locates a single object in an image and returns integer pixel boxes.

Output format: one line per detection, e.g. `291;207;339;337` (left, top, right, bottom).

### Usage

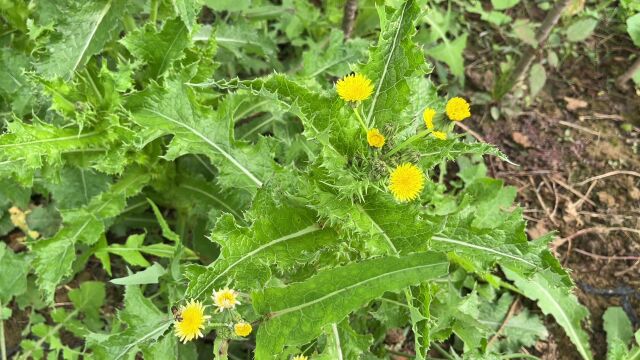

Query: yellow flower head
174;300;210;343
423;108;436;129
445;97;471;121
234;322;253;337
367;128;385;148
336;73;374;102
389;163;425;202
432;131;447;140
212;287;240;312
292;356;308;360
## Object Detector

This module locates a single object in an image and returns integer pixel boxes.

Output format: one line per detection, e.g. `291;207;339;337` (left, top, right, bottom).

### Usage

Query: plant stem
432;343;456;360
616;55;640;90
0;301;6;360
352;106;368;132
150;0;159;26
387;130;430;156
500;354;541;360
495;0;571;99
342;0;358;39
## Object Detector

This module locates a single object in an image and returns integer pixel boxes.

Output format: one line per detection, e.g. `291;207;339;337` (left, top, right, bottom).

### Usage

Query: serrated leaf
362;0;426;128
187;186;341;299
172;0;200;31
504;268;592;360
135;74;276;193
252;252;449;358
86;285;172;359
38;0;130;79
32;167;151;301
121;18;191;79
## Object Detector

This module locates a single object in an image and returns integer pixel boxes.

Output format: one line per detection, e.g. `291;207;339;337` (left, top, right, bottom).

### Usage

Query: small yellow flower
292;355;308;360
423;108;436;129
432;131;447;140
336;73;374;102
367;128;385;148
212;287;240;312
388;163;425;202
445;97;471;121
234;322;253;337
174;300;210;343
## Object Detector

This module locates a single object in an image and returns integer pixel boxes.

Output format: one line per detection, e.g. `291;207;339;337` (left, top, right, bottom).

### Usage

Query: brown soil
463;24;640;359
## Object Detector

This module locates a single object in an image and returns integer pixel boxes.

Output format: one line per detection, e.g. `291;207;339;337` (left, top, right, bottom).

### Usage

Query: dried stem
342;0;358;39
616;55;640;90
496;0;571;99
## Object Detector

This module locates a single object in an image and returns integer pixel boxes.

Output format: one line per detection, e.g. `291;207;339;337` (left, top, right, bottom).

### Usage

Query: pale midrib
365;1;409;126
71;1;112;76
478;319;545;332
115;320;172;360
0;131;101;149
157;24;186;76
533;282;590;360
270;262;445;318
144;109;263;187
431;235;535;267
180;184;242;219
356;205;398;254
332;323;344;360
195;224;321;298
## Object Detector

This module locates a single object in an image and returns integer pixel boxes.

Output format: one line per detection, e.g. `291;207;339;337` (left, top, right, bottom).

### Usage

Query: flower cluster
335;73;472;204
173;287;252;344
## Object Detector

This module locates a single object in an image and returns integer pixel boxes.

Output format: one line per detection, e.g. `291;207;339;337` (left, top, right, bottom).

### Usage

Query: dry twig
576;170;640;186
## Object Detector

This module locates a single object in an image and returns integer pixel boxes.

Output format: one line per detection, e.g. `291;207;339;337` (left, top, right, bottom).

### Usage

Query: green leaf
68;281;106;322
111;262;167;285
504;268;593;360
147;199;180;242
252;252;449;357
0;243;29;303
627;13;640;47
172;0;200;31
202;0;251;12
121;18;191;79
108;233;152;267
492;0;520;10
32;167;150;301
529;63;546;97
566;18;598;42
603;307;633;359
187;186;341;299
427;34;467;79
45;167;112;210
134;74;276;193
513;19;537;47
362;0;426;128
87;285;172;359
38;0;130;79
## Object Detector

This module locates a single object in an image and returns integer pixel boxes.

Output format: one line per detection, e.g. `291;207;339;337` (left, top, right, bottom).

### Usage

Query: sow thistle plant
0;1;596;360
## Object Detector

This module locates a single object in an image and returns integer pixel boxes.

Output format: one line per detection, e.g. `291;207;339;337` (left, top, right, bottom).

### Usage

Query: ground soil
462;25;640;359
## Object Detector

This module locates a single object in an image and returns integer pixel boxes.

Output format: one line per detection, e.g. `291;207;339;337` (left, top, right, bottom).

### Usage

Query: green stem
432;343;456;360
20;309;79;360
500;354;541;360
352;106;368;132
123;15;137;33
0;301;6;360
387;130;430;156
150;0;159;25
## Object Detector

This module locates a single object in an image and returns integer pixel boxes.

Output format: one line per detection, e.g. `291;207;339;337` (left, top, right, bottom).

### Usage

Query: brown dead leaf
512;132;532;148
630;187;640;201
564;97;588;111
597;191;616;207
527;221;549;239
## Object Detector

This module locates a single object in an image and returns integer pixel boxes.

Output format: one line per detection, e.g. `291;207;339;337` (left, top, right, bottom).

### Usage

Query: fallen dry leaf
597;191;616;207
512;131;532;148
564;97;588;111
630;187;640;201
527;221;549;239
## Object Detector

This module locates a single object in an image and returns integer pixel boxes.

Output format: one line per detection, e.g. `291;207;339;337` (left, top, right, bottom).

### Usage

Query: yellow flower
336;73;374;102
174;300;210;343
212;287;240;312
423;108;436;129
292;355;308;360
367;128;385;148
234;322;253;337
445;97;471;121
389;163;425;202
432;131;447;140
